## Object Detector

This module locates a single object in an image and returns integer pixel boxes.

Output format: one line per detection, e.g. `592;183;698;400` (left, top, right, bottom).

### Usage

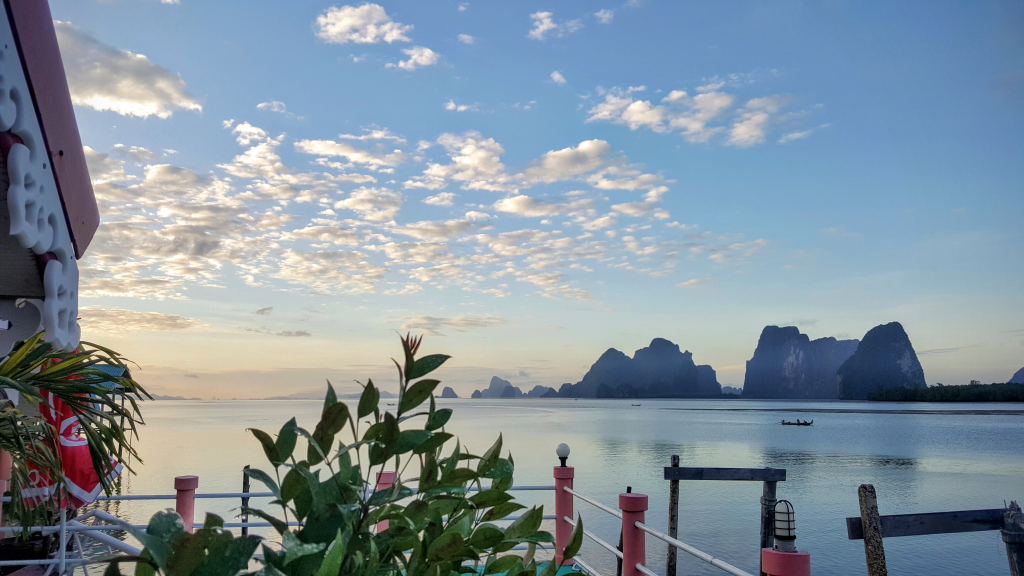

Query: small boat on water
781;419;813;426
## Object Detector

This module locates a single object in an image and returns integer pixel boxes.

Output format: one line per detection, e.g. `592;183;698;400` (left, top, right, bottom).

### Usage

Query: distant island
459;322;1020;402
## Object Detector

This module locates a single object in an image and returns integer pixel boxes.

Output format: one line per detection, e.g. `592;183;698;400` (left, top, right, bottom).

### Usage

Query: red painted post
620;493;648;576
554;465;575;565
174;475;198;533
760;549;811;576
375;471;397;532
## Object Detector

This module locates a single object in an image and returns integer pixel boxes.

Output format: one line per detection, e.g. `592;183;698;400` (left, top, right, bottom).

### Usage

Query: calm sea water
95;398;1024;576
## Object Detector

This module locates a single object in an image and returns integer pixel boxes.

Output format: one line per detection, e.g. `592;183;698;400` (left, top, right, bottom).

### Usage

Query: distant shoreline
664;407;1024;416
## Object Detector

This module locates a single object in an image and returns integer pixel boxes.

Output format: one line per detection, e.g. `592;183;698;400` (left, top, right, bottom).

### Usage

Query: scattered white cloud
444;99;478;112
245;326;312;337
459;3;469;11
728;96;786;147
458;34;474;44
595;9;614;23
78;307;205;333
387;46;439;70
423;192;456;206
256;101;287;113
551;71;567;85
528;11;583;41
337;128;406;143
315;4;412;44
677;278;711;287
294;139;406;167
334;187;403;222
55;21;201;118
255;307;273;315
778;123;830;144
397;315;507;336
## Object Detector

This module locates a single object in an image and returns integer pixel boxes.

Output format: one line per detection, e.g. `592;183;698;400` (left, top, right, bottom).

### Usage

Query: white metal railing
635;521;754;576
564;515;622;559
563;486;622;519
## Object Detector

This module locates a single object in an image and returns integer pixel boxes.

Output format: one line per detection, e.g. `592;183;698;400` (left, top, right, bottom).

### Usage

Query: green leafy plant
111;334;582;576
0;333;148;532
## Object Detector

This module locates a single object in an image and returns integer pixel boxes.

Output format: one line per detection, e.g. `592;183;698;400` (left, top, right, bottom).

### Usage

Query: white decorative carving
0;13;81;352
42;257;80;352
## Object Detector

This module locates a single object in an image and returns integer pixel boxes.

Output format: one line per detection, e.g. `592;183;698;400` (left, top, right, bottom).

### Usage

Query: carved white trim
0;14;80;352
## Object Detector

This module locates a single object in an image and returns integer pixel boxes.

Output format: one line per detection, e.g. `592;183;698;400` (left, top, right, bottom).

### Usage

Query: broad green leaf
414;432;452;455
282;532;327;565
201;513;224;529
470;489;513;508
477;434;502;474
275;418;298;464
399;379;440;414
563;514;584;560
492;473;513;492
480;502;525;522
484;555;522;575
368;484;414;506
240;507;288;534
440;467;478;485
427;531;465;561
482;458;513;480
538;559;559;576
425;408;453;431
407;355;451;380
280;467;307;504
309;402;350;464
315;529;350;576
504;506;543;540
324;381;338;412
243;468;281;500
468;525;505;549
396;430;433;454
249;428;281;467
358;380;379;419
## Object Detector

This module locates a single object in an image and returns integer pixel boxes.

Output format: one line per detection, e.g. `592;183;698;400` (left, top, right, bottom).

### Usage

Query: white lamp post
556;443;570;467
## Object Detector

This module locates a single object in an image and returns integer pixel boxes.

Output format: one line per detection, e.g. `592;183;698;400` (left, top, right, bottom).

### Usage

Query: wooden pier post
1004;501;1024;576
666;455;679;576
760;479;777;576
241;465;250;536
858;484;888;576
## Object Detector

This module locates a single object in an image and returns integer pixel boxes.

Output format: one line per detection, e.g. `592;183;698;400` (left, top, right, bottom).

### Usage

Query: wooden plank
846;508;1004;540
663;467;786;482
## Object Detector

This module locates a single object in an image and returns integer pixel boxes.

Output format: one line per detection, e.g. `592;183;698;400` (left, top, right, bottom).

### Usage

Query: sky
48;0;1024;399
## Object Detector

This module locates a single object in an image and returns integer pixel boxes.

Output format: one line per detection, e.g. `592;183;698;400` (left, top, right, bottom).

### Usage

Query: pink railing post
554;462;575;565
376;471;397;532
620;492;649;576
174;475;198;533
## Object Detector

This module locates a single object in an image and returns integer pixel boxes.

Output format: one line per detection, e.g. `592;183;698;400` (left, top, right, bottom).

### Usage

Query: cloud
315;4;412;44
245;326;312;337
551;71;567;85
337;128;406;143
397;315;507;336
55;21;201;118
677;278;711;287
521;139;613;183
728;96;786;147
423;192;455;206
406;132;514;191
387;46;439;71
595;9;614;23
334;187;403;222
493;194;596;218
778;123;830;144
78;307;205;333
458;34;474;44
528;11;583;41
294;139;406;167
256;101;287;113
444;99;477;112
255;307;274;315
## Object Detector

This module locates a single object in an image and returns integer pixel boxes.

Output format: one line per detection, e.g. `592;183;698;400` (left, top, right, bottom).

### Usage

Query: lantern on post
761;499;811;576
774;500;797;552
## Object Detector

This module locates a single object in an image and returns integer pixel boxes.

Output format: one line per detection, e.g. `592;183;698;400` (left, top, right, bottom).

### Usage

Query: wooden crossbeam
662;467;786;482
846;508;1004;540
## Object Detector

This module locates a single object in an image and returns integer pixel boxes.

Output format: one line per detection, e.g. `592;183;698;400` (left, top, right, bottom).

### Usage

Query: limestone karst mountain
558;338;721;398
742;326;859;399
837;322;926;399
1009;367;1024;384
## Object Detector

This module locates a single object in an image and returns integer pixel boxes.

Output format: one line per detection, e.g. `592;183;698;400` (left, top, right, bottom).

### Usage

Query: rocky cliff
837;322;926;399
439;386;458;399
742;326;859;399
1009;367;1024;384
559;338;721;398
526;385;557;397
471;376;522;398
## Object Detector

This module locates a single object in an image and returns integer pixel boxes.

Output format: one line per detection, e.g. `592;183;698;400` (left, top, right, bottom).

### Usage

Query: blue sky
51;0;1024;398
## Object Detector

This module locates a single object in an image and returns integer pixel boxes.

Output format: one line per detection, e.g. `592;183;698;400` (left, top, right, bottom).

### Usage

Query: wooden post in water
241;465;251;536
858;484;888;576
759;479;777;576
666;455;680;576
1004;501;1024;576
